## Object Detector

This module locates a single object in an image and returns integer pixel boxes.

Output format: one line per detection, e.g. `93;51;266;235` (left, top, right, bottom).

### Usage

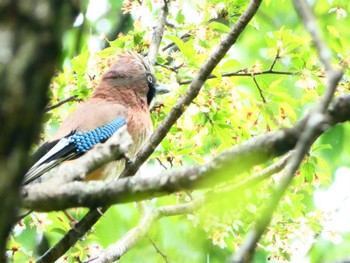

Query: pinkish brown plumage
24;52;168;184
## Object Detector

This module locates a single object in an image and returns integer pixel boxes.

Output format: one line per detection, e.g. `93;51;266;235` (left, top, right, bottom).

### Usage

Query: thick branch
120;0;263;180
147;0;169;65
37;151;291;263
232;0;343;261
37;207;108;263
38;2;170;261
22;93;350;211
28;127;132;186
88;154;290;263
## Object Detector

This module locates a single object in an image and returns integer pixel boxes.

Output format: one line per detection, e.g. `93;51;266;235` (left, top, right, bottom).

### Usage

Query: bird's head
94;52;169;106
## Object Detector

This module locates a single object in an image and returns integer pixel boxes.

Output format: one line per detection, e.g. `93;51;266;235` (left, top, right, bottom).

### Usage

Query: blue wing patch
23;117;126;185
69;117;126;152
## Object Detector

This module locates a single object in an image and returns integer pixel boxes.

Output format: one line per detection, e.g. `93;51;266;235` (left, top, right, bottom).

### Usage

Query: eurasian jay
23;52;168;184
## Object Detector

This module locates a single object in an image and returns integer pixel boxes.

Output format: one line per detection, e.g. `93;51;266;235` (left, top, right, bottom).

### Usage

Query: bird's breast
126;109;153;156
87;109;153;181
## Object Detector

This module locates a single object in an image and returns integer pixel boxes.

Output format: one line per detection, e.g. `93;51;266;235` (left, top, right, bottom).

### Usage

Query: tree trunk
0;0;78;260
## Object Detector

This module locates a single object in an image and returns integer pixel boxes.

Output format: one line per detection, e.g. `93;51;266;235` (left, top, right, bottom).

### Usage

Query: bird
23;52;168;185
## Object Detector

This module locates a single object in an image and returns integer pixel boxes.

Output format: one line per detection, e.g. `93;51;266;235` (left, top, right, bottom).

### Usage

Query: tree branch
22;92;350;211
147;0;169;65
36;150;291;263
119;0;263;180
27;127;132;186
37;207;108;263
85;153;291;263
89;199;203;263
252;75;266;103
232;0;343;261
179;69;297;85
146;236;169;263
212;151;291;199
45;95;81;112
37;1;171;261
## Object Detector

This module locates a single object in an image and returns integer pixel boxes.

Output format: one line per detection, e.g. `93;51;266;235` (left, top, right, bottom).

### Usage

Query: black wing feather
23;138;81;185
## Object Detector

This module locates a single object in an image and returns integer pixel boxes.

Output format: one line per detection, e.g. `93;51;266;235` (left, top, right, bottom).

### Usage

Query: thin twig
212;152;292;198
147;236;169;263
156;157;168;170
150;103;164;112
165;21;176;28
179;69;297;85
156;62;184;73
89;206;159;263
161;32;192;52
252;75;266;103
45;96;81;112
269;51;280;71
292;0;342;112
90;199;204;263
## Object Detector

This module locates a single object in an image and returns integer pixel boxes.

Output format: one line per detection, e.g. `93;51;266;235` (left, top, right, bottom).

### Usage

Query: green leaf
220;58;240;71
312;144;332;153
166;35;196;62
71;50;90;76
50;228;67;236
176;10;185;24
327;25;340;38
209;21;230;33
302;162;315;183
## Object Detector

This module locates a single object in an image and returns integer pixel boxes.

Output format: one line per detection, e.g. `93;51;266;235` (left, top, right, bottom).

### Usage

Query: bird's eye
147;75;153;84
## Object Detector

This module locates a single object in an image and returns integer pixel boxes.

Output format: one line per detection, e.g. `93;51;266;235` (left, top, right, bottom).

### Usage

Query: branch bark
89;200;203;263
45;95;81;112
147;0;169;65
37;207;108;263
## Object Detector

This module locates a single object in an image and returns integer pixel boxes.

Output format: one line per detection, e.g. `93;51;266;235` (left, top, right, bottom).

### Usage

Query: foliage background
8;0;350;262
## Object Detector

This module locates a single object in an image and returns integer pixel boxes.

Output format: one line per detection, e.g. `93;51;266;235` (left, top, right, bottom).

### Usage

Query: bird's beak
154;84;170;94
